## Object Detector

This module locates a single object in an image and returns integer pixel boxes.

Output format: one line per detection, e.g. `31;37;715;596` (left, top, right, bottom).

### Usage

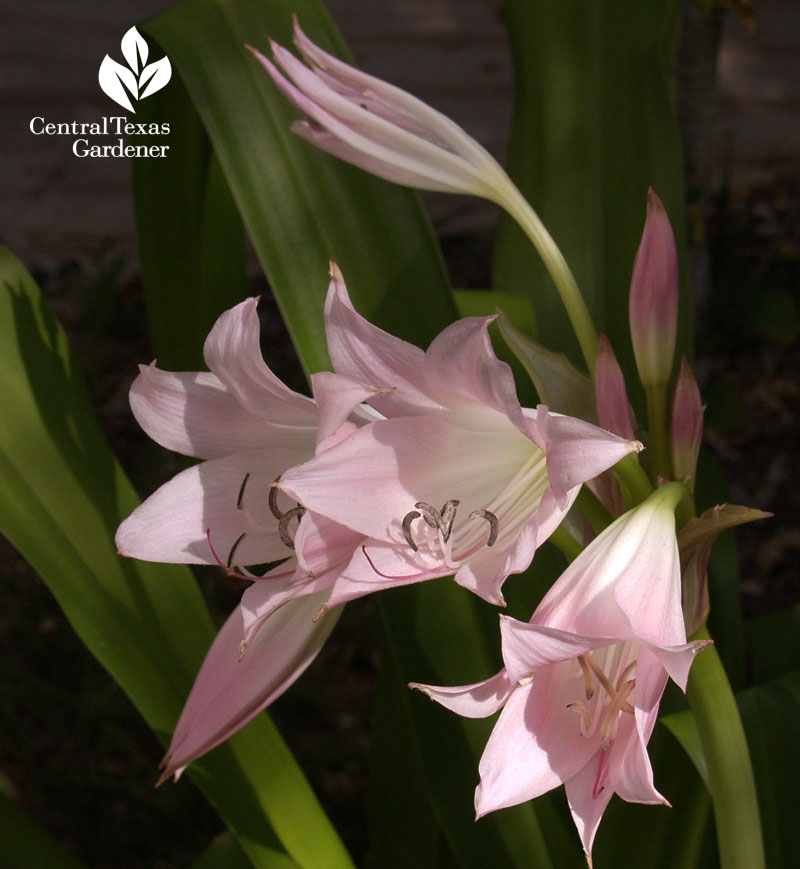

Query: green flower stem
613;454;653;506
575;485;614;534
644;381;671;483
548;526;582;563
497;184;598;374
686;625;765;869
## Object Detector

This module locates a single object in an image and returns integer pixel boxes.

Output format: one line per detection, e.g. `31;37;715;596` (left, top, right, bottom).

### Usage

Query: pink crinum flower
115;298;368;779
280;266;643;613
411;484;711;864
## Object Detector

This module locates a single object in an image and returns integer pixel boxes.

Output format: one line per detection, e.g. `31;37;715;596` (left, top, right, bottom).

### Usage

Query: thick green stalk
575;485;614;533
548;526;583;563
497;184;598;373
613;454;653;506
645;381;671;483
686;626;765;869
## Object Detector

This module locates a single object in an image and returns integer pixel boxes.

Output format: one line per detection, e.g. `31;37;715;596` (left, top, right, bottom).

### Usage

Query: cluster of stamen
561;650;637;798
401;500;499;553
566;652;637;748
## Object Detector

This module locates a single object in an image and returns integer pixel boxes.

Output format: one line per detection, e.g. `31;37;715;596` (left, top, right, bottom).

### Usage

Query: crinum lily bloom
279;266;643;612
252;18;513;199
115;298;372;779
411;484;712;864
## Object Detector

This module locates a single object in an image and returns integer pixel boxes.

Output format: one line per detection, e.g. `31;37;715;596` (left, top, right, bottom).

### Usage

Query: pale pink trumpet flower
280;267;643;613
250;18;513;199
116;298;370;779
412;484;711;864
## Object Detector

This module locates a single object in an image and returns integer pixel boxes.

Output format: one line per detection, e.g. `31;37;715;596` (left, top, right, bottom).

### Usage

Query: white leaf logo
98;26;171;112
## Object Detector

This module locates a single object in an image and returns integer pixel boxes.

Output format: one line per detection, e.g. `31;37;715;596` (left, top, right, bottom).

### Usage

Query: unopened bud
595;334;635;440
670;358;704;492
629;188;679;388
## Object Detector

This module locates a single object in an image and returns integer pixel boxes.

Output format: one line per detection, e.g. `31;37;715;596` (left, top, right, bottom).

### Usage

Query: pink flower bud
670;357;704;491
629;188;679;387
594;333;635;440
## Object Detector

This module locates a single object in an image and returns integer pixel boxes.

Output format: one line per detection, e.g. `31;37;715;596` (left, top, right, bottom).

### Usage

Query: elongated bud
594;334;635;440
629;188;679;388
670;357;705;491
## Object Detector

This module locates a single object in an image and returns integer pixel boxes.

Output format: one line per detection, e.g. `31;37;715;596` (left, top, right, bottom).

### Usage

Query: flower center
566;643;638;753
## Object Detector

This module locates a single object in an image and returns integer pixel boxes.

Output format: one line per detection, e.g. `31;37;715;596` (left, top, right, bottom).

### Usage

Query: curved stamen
205;528;294;582
577;654;596;700
469;509;499;547
583;652;618;700
278;506;305;549
227;531;246;568
414;499;460;542
268;476;283;520
415;502;440;530
438;499;460;542
566;699;593;732
237;473;251;509
401;510;421;551
600;679;636;749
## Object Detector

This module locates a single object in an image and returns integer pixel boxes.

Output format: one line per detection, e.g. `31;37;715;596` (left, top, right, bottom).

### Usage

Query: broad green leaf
0;792;86;869
494;0;689;404
369;636;445;869
190;833;251;869
0;247;351;869
131;74;248;371
735;670;800;867
137;0;558;863
662;709;709;787
665;670;800;869
141;0;455;376
744;604;800;684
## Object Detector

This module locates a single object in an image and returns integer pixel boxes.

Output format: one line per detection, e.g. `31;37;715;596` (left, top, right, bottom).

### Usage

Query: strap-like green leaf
0;247;351;869
0;791;87;869
494;0;690;399
141;0;456;374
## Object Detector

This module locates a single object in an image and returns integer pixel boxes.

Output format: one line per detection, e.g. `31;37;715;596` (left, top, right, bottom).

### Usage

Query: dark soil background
2;2;799;867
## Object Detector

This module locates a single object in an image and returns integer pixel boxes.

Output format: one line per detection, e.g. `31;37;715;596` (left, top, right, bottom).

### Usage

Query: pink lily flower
411;484;711;864
280;267;643;612
250;18;512;199
116;298;369;778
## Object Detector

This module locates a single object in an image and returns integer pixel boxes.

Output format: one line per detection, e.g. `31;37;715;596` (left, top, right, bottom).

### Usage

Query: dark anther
402;510;421;551
227;532;247;568
414;502;440;530
268;476;283;521
237;473;251;510
278;506;305;549
439;500;460;541
414;499;460;542
469;509;499;547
